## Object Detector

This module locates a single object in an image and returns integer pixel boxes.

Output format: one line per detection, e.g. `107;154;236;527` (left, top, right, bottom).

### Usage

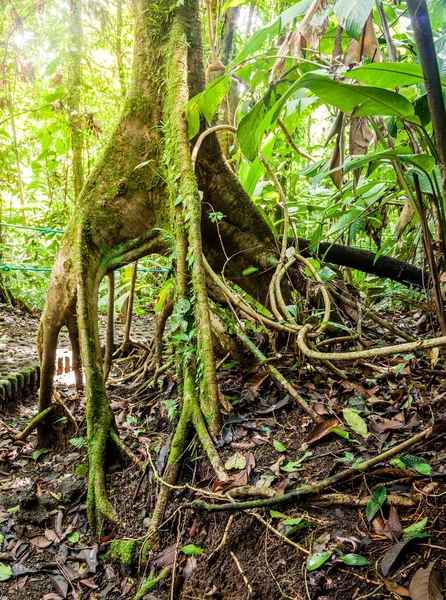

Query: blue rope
0;222;65;234
0;264;168;274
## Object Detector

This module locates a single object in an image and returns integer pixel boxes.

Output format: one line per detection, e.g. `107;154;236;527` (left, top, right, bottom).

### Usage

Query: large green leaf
334;0;375;40
298;73;414;117
348;62;446;88
198;74;232;123
238;73;413;160
241;133;276;196
343;147;435;175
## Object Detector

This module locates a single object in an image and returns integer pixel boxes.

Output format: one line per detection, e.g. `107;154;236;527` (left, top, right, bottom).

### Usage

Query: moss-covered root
76;252;120;530
86;413;121;530
111;538;141;566
66;311;83;391
15;406;55;442
134;566;171;600
146;389;191;549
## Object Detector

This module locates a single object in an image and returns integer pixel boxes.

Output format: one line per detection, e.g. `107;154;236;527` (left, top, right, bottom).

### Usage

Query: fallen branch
186;427;432;513
310;492;419;508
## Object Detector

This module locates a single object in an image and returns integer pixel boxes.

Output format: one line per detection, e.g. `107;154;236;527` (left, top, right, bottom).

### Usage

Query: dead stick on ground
230;551;253;596
186;427;432;513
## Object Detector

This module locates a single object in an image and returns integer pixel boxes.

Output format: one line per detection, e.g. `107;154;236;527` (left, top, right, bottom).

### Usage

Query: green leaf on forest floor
280;451;312;472
339;553;370;566
273;439;287;452
342;408;369;439
0;563;12;581
32;448;50;461
366;486;387;522
181;544;204;556
76;463;87;477
336;452;363;468
0;534;4;547
242;266;259;276
331;427;360;443
67;532;80;544
270;510;288;519
403;518;428;539
225;452;246;470
414;463;432;475
306;551;331;571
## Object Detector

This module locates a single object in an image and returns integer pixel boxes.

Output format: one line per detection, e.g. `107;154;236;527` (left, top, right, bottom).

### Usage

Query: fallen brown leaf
409;561;443;600
383;577;410;597
30;536;53;548
306;418;338;445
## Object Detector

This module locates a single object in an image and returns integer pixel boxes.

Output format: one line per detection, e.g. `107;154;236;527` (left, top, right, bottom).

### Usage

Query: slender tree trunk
68;0;84;199
115;0;126;98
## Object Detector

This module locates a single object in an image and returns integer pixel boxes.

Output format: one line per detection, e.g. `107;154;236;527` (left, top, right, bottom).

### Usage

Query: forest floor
0;303;445;600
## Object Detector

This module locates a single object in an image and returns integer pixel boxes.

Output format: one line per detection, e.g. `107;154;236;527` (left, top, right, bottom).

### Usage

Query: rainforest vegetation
1;0;446;598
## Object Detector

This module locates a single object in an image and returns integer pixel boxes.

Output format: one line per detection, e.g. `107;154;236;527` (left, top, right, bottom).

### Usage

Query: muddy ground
0;303;445;600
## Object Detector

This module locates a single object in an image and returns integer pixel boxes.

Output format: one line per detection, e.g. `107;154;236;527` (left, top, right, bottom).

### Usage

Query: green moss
110;538;141;566
6;375;18;394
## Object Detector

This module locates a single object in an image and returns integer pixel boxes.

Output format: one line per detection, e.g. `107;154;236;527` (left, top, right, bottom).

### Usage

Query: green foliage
32;448;50;461
366;486;387;521
342;408;369;439
306;551;331;571
181;544;204;556
0;563;12;581
69;437;86;450
334;0;375;40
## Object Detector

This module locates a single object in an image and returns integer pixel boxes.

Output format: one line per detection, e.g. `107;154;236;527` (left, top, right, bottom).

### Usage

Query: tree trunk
36;0;428;525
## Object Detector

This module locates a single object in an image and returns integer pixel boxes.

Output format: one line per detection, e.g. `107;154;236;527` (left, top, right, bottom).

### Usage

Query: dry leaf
409;561;443;600
383;577;410;597
381;539;413;576
397;199;416;238
270;0;329;83
344;14;382;64
30;536;53;548
306;418;339;445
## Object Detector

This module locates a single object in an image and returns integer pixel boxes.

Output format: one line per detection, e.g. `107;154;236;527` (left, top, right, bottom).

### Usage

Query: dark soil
0;303;445;600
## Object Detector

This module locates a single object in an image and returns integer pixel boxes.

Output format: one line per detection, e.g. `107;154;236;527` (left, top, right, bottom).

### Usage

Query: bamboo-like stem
104;271;115;380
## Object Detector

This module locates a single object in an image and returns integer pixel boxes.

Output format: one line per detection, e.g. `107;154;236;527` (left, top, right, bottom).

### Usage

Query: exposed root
133;565;172;600
110;429;144;469
15;406;54;443
297;323;446;362
187;427;433;512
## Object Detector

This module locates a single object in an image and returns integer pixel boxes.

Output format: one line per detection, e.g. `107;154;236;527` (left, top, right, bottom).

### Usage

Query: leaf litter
0;307;446;599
